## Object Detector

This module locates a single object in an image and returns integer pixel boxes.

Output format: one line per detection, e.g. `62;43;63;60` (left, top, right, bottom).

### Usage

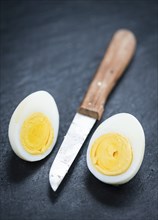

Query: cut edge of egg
8;90;59;162
87;113;145;185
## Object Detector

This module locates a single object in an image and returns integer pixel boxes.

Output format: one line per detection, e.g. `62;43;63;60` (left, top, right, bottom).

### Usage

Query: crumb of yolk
20;112;54;155
90;133;133;176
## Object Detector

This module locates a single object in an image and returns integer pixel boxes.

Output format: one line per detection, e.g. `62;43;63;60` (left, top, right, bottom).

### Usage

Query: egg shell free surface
8;91;59;162
87;113;145;185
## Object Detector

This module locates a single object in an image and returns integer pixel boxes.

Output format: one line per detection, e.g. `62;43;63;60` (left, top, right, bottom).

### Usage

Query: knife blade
49;113;96;191
49;29;136;191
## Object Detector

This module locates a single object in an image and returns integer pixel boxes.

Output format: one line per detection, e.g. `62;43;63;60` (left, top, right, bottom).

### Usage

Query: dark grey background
0;0;157;220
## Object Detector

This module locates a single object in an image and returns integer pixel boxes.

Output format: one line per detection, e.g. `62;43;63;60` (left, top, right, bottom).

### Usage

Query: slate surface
0;0;158;220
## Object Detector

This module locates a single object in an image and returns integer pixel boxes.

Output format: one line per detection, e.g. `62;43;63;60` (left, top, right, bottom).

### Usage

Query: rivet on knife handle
78;29;136;120
49;29;136;191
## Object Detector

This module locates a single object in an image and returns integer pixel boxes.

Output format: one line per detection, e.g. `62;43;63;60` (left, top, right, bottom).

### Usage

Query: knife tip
50;182;58;192
49;172;61;192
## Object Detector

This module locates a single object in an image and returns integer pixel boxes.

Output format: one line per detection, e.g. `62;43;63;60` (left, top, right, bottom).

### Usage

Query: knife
49;29;136;191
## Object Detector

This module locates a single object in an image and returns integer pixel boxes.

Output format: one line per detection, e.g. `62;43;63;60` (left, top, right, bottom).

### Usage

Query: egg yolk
90;133;133;176
20;112;54;155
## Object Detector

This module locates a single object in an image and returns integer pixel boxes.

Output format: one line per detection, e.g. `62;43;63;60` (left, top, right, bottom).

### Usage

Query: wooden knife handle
78;29;136;120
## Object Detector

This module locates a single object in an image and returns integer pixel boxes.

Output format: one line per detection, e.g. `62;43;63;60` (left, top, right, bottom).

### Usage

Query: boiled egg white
8;91;59;162
87;113;145;185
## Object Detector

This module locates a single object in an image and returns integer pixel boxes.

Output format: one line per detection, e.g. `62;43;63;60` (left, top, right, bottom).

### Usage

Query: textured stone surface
0;1;157;220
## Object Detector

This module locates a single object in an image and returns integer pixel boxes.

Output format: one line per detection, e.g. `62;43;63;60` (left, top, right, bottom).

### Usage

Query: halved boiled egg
87;113;145;184
8;91;59;162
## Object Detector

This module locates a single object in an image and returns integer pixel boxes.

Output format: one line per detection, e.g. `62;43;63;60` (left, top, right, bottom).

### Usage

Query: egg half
87;113;145;184
8;91;59;162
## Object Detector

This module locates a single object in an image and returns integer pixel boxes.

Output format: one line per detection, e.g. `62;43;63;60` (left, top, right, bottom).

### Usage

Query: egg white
8;91;59;162
87;113;145;185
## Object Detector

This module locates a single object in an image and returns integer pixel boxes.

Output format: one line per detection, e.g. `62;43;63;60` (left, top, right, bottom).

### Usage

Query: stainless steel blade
49;113;96;191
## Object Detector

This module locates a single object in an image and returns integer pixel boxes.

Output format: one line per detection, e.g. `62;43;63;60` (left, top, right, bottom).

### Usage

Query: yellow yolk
90;133;133;176
20;112;54;155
